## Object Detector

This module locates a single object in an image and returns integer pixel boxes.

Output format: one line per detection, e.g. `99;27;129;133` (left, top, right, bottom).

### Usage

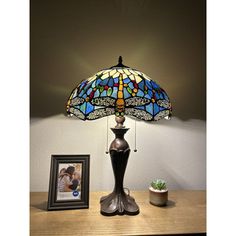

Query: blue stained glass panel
86;102;94;114
138;80;144;88
153;103;159;115
86;88;92;95
79;81;86;89
108;79;114;87
79;90;84;97
144;93;151;99
123;88;131;99
94;89;100;97
146;103;153;115
84;83;91;91
159;93;163;99
100;78;109;86
82;93;87;99
101;90;107;97
154;92;160;99
148;90;153;97
114;78;119;83
136;89;144;97
128;82;134;89
123;78;130;84
145;80;152;89
151;81;159;89
111;87;118;98
95;78;101;86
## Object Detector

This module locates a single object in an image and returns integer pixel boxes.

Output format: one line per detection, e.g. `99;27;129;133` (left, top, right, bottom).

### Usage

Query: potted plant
149;179;168;206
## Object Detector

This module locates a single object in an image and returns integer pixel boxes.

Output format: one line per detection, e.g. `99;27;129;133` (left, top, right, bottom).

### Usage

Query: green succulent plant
151;179;167;191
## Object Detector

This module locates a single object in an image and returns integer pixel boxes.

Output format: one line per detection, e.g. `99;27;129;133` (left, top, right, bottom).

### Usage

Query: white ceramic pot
149;187;168;206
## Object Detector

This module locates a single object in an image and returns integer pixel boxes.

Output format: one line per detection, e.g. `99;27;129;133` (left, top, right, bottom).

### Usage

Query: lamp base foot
100;191;139;216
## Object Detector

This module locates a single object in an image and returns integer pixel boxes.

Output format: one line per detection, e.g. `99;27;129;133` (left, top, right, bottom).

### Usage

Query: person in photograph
58;168;66;178
58;166;75;192
69;171;81;191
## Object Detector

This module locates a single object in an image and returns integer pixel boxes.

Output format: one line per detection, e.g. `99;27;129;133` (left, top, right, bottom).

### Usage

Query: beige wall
30;115;206;192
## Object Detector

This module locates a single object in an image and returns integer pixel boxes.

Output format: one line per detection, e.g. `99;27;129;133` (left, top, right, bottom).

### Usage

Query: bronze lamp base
100;117;139;216
100;190;139;216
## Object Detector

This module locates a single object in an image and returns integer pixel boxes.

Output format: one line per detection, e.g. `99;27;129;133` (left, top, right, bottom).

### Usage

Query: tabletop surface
30;190;206;236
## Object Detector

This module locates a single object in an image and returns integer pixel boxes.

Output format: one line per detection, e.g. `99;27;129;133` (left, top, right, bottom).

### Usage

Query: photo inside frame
57;163;82;201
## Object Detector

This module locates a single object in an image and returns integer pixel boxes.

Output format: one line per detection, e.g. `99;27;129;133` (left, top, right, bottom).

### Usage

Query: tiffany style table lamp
66;57;172;216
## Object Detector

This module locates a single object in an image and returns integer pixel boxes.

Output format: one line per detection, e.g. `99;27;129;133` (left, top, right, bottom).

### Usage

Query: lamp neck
115;116;125;128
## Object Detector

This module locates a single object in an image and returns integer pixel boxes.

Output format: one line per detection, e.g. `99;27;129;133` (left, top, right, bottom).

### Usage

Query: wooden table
30;191;206;236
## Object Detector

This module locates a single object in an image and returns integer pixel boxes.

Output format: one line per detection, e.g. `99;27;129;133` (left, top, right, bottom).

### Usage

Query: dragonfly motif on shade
66;57;172;121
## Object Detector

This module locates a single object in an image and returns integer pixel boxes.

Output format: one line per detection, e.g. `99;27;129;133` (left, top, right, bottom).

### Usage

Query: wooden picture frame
47;154;90;210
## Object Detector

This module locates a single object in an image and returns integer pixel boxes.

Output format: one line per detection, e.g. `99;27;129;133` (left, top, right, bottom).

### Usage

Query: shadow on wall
30;0;206;121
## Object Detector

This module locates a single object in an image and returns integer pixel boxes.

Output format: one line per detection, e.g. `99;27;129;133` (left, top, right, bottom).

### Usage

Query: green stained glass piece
127;87;132;94
144;90;148;94
99;86;104;93
107;87;112;96
80;102;86;114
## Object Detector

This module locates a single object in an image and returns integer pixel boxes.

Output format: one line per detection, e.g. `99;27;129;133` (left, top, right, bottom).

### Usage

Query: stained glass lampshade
66;57;172;216
66;56;172;121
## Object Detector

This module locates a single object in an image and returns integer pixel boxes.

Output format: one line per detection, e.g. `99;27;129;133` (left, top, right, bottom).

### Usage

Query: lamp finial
110;56;128;68
118;56;122;64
